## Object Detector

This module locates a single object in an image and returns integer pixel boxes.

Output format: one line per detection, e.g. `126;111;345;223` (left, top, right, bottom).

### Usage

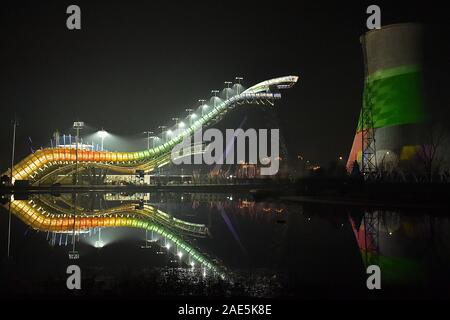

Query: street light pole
198;99;206;117
151;136;158;148
70;121;83;260
211;90;219;109
76;130;79;183
224;81;232;100
7;116;18;259
98;129;108;151
235;77;243;95
185;108;193;126
144;131;154;149
158;126;167;143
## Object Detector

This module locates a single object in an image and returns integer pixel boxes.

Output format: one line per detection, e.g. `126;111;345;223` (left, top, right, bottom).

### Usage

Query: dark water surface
0;192;449;299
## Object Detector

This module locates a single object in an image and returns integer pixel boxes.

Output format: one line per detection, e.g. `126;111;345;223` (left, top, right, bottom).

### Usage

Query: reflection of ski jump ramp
3;76;298;185
6;198;224;278
25;196;209;237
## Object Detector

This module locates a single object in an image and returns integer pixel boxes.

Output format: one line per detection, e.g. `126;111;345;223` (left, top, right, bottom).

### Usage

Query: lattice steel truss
361;35;378;177
363;211;380;266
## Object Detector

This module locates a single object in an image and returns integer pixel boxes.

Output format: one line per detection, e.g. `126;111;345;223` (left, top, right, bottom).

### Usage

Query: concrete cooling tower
347;23;427;172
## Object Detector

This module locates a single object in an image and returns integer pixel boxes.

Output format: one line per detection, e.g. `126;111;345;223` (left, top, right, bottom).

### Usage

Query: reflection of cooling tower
347;23;427;171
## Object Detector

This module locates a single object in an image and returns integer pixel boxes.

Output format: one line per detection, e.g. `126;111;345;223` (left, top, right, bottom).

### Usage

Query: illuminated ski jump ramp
4;76;298;184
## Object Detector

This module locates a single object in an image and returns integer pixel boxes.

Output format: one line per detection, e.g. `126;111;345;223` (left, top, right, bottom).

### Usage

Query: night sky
1;1;449;171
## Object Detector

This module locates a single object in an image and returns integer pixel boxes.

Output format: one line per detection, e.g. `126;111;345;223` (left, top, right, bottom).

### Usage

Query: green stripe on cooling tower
357;64;426;132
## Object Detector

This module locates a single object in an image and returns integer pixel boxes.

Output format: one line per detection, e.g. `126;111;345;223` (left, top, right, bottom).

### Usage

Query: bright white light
190;113;197;119
166;130;173;136
202;104;208;109
389;232;393;236
190;261;195;267
178;122;185;128
73;121;84;129
94;240;105;248
166;243;171;249
98;130;108;138
177;252;183;258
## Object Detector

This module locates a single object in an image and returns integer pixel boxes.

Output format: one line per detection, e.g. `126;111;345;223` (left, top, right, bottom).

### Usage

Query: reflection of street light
94;228;104;248
94;241;105;248
98;129;108;151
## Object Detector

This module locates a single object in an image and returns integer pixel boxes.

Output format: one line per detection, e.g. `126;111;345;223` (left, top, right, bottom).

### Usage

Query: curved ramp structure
3;76;298;184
